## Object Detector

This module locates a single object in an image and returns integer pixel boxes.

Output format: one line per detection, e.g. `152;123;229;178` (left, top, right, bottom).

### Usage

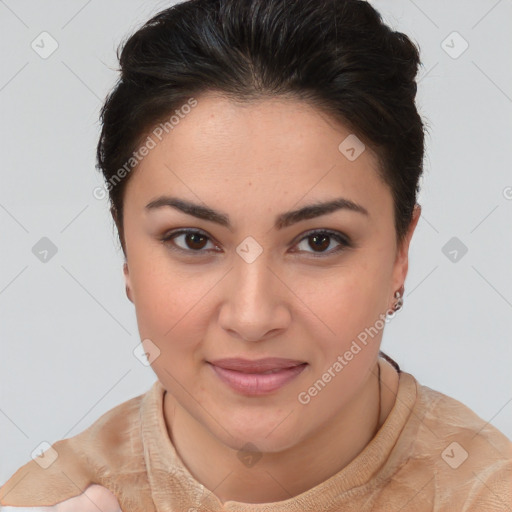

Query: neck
163;359;388;504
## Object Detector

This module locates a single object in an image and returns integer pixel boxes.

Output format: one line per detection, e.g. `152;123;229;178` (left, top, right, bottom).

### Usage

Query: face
122;92;418;452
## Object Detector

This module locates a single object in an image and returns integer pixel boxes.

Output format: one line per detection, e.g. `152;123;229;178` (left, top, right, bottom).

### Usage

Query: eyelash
160;228;352;258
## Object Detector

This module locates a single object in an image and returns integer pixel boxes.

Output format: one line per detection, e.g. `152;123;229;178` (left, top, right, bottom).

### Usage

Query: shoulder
0;485;122;512
0;384;159;508
415;380;512;453
396;376;512;507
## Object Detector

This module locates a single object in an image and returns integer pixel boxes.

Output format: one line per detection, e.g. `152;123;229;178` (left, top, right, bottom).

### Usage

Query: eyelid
160;227;352;256
291;228;351;247
160;228;220;254
289;228;351;258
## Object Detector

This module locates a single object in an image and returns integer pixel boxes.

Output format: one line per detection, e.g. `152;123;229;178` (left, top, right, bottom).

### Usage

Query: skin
32;484;122;512
121;91;421;504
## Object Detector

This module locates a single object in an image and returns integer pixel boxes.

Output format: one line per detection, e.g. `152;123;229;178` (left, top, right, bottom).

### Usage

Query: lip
207;358;308;395
208;357;306;373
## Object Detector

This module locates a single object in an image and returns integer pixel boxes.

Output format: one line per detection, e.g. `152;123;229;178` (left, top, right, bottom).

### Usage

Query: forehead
124;92;391;222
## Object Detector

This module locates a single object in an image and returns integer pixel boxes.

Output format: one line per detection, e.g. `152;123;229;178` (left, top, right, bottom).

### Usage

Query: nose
218;252;291;343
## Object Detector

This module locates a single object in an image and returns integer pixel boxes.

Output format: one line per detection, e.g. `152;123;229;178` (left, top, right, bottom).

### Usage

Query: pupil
311;234;329;251
187;233;207;250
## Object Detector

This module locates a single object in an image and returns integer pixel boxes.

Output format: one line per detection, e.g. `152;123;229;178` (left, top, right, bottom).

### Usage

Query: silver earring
393;290;403;312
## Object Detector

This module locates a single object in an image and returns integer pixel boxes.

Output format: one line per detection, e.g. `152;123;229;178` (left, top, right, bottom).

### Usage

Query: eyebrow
145;196;369;231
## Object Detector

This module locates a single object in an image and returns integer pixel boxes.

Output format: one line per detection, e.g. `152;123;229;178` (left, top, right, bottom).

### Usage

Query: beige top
1;362;511;511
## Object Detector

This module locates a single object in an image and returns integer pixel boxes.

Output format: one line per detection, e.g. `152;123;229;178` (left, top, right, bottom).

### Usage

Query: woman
1;0;511;510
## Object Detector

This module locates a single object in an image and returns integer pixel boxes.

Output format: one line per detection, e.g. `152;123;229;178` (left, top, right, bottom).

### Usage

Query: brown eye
309;233;330;252
161;229;217;254
182;232;208;250
293;230;350;257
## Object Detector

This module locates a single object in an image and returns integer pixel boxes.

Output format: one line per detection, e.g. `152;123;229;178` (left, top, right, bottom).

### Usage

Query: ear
123;261;134;304
390;204;421;305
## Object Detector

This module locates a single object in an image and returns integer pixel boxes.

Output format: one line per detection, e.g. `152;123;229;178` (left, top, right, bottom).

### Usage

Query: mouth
207;358;308;395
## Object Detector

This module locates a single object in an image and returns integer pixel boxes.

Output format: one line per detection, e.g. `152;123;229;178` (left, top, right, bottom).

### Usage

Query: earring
393;289;404;312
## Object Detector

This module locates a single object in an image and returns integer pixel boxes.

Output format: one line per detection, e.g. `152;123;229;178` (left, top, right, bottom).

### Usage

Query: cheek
297;262;389;340
129;253;215;362
132;273;181;339
132;272;204;387
128;246;191;332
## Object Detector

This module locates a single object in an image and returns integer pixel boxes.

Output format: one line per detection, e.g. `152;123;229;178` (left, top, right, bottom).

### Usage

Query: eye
291;229;351;257
161;229;219;254
160;228;351;258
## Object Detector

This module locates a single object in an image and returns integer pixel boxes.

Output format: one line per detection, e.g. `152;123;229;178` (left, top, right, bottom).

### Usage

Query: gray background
1;0;511;484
